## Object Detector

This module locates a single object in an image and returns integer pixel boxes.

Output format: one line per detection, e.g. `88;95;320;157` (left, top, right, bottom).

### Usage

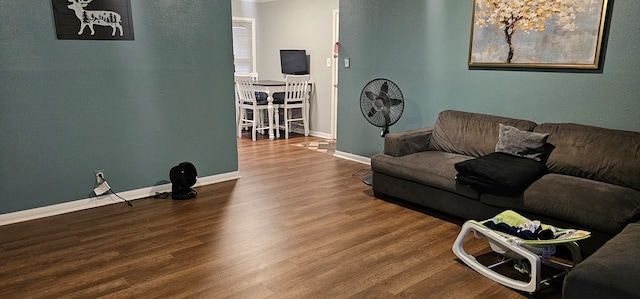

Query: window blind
232;18;256;74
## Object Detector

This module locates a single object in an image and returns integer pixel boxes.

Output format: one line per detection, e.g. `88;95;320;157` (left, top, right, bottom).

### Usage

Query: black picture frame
52;0;134;40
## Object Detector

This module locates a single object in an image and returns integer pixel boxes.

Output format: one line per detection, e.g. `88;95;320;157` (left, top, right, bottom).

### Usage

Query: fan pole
381;127;389;137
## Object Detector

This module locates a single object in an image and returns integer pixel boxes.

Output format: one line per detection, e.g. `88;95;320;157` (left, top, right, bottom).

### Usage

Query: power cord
153;192;170;199
95;173;132;207
108;187;133;207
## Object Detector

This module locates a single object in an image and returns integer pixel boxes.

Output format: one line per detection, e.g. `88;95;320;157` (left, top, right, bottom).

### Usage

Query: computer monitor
280;50;309;75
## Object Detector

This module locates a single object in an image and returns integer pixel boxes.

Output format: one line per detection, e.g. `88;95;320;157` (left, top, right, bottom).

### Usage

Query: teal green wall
0;1;237;214
338;0;640;157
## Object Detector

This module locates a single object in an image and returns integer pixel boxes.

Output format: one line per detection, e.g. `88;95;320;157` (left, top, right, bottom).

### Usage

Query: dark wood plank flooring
0;133;563;298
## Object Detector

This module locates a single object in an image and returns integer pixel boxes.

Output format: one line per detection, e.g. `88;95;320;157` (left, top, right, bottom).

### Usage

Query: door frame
331;9;339;140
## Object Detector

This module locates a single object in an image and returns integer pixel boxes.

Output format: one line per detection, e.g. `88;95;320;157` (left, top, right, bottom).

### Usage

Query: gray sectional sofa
370;110;640;297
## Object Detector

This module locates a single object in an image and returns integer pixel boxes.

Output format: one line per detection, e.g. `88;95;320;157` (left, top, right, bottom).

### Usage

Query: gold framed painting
468;0;609;69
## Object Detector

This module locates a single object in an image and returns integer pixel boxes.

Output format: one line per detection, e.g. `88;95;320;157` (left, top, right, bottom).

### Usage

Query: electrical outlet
95;170;105;184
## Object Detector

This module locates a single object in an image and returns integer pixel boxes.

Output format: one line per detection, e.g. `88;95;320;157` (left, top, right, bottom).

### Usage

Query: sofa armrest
384;127;433;157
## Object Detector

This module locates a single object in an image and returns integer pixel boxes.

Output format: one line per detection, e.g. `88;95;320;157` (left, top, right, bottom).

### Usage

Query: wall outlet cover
94;170;105;184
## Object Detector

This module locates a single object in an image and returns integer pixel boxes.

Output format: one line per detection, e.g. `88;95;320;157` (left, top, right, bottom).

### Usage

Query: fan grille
360;78;404;128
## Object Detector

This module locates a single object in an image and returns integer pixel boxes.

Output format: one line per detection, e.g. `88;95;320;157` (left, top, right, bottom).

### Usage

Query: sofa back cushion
534;123;640;191
428;110;537;157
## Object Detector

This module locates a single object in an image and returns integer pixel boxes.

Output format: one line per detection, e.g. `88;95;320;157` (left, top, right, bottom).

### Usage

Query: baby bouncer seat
452;210;590;293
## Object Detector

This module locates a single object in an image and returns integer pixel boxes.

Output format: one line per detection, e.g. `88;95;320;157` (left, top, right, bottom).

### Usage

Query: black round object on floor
170;162;198;200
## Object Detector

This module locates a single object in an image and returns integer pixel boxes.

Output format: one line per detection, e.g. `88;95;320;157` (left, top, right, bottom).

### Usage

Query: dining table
252;79;313;140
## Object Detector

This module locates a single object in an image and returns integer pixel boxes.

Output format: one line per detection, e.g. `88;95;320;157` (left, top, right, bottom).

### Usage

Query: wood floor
0;133;563;298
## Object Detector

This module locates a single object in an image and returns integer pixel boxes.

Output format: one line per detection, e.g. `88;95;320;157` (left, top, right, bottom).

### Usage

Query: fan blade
389;98;403;106
380;82;389;95
364;91;377;101
367;107;378;117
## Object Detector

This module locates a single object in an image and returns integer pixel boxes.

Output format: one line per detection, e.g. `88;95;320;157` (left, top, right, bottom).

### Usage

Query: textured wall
0;0;237;214
337;0;640;157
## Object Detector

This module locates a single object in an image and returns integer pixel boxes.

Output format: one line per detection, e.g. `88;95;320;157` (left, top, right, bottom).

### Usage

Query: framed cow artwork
52;0;134;40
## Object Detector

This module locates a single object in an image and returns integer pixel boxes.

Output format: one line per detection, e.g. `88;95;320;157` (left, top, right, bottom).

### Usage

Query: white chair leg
257;111;265;135
251;109;260;141
252;119;257;141
303;117;309;136
304;100;310;136
275;108;280;139
285;109;290;139
274;108;280;139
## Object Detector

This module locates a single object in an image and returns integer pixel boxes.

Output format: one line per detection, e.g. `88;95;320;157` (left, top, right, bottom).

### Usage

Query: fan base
172;188;197;200
362;174;372;186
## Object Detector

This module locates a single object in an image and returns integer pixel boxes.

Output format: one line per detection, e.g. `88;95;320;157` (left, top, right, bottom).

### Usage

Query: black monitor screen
280;50;309;75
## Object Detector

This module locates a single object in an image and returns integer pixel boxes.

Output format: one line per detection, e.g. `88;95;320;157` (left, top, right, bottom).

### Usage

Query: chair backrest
234;74;257;105
235;72;259;81
284;75;310;104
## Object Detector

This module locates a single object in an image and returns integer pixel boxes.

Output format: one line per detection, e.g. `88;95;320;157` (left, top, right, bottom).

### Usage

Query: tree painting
470;0;606;67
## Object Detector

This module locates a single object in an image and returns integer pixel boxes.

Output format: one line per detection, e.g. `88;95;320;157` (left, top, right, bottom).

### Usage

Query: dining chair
276;74;310;139
234;72;266;132
235;73;270;141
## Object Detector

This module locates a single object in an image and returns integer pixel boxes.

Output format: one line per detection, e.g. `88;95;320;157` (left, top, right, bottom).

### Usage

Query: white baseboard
333;150;371;165
289;127;333;140
309;130;333;140
0;171;241;226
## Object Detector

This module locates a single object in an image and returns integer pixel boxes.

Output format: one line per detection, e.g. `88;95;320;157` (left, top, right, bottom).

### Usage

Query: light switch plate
344;57;350;68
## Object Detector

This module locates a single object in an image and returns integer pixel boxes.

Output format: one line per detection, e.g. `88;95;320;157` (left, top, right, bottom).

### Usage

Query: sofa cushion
563;223;640;299
534;123;640;191
428;110;537;158
495;124;549;161
522;173;640;235
371;151;479;199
